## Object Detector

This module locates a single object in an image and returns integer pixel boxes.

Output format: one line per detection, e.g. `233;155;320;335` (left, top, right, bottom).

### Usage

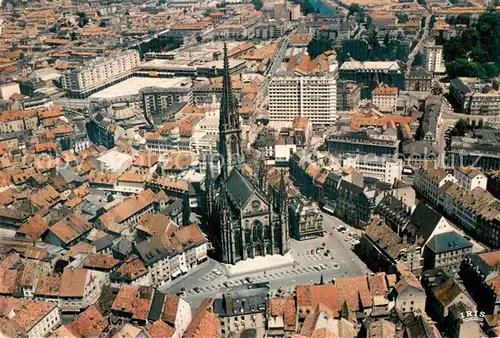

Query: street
161;212;370;312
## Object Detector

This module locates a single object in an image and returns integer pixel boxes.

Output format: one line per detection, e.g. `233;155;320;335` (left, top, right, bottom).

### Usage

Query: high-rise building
61;50;140;98
205;44;289;264
423;42;444;74
268;52;338;126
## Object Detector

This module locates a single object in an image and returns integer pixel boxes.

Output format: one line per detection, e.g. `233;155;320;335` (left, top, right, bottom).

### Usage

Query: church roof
225;169;256;208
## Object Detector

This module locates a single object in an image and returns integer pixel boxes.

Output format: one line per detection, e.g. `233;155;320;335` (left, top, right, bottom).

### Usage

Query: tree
156;165;163;177
348;3;361;15
397;14;409;24
367;30;379;48
307;36;333;59
196;35;202;42
478;118;484;129
252;0;263;10
455;119;468;136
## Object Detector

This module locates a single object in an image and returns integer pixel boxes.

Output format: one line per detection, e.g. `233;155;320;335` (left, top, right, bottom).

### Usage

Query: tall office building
268;52;338;126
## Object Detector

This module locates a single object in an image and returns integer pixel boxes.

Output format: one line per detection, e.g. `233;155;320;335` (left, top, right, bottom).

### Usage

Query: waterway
307;0;338;15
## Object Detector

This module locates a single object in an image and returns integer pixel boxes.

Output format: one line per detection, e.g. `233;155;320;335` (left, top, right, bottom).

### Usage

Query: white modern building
343;155;402;184
423;42;445;74
61;50;140;98
269;53;338;125
96;149;133;174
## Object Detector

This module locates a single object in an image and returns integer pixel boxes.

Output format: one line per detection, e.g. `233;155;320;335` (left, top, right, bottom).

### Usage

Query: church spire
218;42;243;180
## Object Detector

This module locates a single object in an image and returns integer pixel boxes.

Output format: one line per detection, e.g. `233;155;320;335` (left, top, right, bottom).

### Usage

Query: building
422;270;476;322
343;155;402;184
368;11;398;28
214;283;269;337
423;42;445;74
405;68;433;92
423;231;473;275
372;85;398;113
460;251;500;315
268;52;338;125
0;110;39;134
359;217;423;276
414;163;456;207
339;60;405;98
418;95;442;144
447;129;500;171
0;82;20;100
393;272;427;314
96;149;133;174
183;299;221;338
289;196;324;240
450;77;500;115
0;299;60;338
205;44;290;264
98;189;167;236
326;130;400;157
61;50;140;98
336;80;361;111
59;267;107;312
453;166;487;191
158;294;192;338
141;86;193;126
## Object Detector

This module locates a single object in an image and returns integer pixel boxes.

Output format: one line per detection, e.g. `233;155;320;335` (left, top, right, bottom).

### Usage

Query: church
204;44;290;265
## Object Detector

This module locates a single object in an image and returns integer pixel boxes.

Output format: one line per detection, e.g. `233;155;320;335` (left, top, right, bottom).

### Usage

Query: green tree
252;0;263;10
397;14;409;24
307;36;333;59
478;118;484;129
455;119;468;136
348;3;361;15
338;39;370;62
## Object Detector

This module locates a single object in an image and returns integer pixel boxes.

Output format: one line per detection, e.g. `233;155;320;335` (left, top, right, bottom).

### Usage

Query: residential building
268;52;338;125
43;214;93;249
97;189;167;236
214;283;269;337
448;302;484;338
414;163;456;206
0;110;39;134
183;299;221;338
418;95;442;144
295;273;390;319
450;77;500;115
393;271;427;314
423;231;473;275
141;85;194;126
158;294;192;338
372;85;398;113
368;11;398;28
61;50;140;98
111;285;153;325
0;82;20;100
447;129;500;171
453;166;487;191
460;251;500;315
326;130;400;157
422;269;476;322
59;267;107;312
289;196;324;240
336;80;361;111
339;60;405;98
0;299;60;338
423;41;445;74
405;68;433;91
268;297;297;337
342;155;402;184
359;217;423;276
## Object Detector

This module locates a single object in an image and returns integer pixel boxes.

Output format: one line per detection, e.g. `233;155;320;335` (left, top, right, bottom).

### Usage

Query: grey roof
113;237;133;257
402;140;438;155
92;234;114;251
214;283;269;316
57;167;79;184
225;169;256;208
408;202;443;243
426;231;472;254
148;290;166;321
135;236;169;266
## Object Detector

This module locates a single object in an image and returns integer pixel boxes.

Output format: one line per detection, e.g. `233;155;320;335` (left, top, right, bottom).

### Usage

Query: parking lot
162;211;370;311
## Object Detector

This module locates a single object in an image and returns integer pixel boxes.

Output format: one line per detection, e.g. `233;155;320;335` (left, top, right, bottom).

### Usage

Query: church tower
218;43;243;180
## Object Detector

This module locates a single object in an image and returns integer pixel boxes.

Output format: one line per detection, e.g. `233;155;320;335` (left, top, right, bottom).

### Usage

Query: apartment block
450;77;500;115
269;52;338;126
372;84;398;113
423;42;445;74
61;50;140;98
